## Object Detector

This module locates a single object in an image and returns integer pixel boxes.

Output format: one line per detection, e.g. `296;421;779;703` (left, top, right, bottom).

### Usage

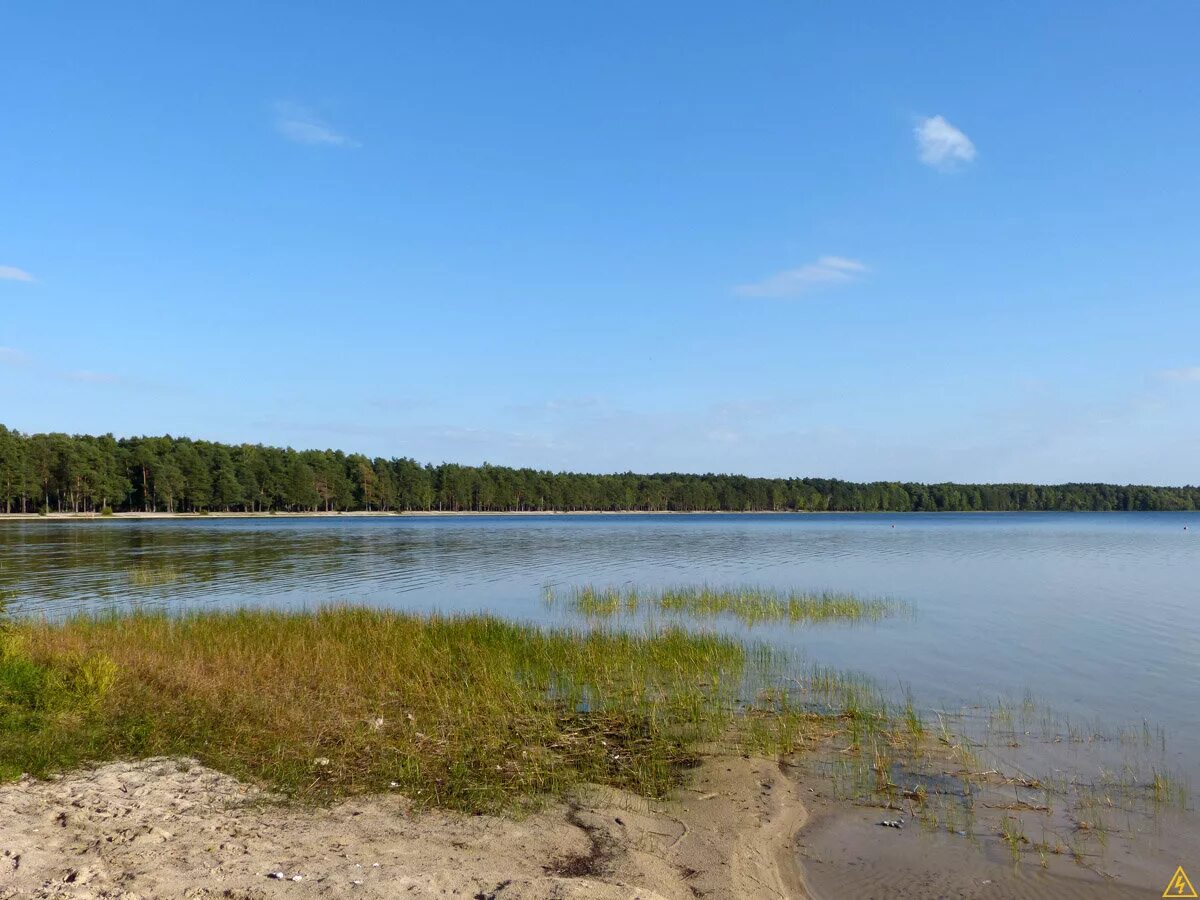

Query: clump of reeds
550;584;903;625
128;563;180;587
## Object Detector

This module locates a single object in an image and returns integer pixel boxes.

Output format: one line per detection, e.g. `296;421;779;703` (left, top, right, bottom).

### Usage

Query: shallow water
2;512;1197;783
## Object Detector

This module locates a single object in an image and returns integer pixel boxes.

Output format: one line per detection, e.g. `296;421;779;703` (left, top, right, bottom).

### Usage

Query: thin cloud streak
734;256;867;298
1;350;146;388
1158;366;1200;382
0;265;35;282
63;370;123;385
273;102;359;147
915;115;976;170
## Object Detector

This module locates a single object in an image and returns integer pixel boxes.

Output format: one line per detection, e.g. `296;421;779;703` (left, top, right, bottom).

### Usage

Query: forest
1;424;1197;514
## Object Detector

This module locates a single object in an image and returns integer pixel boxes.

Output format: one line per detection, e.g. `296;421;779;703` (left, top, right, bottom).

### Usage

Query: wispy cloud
251;417;401;439
273;102;359;147
370;396;427;414
0;265;35;282
0;350;156;390
734;256;868;299
915;115;976;170
64;370;123;385
1158;366;1200;383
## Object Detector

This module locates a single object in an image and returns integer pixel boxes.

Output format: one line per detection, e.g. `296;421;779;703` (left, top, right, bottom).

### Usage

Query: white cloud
0;347;30;365
0;265;35;282
734;256;868;298
915;115;976;170
273;102;359;147
1158;366;1200;382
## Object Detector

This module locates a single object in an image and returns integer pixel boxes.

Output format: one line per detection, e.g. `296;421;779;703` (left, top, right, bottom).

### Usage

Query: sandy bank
0;756;809;899
2;755;1191;899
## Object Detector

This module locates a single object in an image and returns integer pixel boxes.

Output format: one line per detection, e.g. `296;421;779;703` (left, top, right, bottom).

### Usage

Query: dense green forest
0;424;1197;514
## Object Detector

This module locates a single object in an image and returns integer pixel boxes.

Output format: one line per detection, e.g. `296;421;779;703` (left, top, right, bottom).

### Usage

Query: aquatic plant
128;563;180;587
549;584;903;626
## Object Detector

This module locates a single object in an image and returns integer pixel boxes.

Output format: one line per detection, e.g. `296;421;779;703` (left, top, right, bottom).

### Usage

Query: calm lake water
2;512;1197;780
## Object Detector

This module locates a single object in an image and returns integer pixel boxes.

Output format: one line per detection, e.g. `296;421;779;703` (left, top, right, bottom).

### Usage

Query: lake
2;511;1197;782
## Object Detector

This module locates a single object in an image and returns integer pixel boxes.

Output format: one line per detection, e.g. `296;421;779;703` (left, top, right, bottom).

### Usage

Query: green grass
1000;816;1026;862
4;598;1186;869
128;563;181;587
0;606;897;813
549;584;903;625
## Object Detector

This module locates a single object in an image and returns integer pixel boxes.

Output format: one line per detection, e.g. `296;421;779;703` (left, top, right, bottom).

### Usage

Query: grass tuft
550;584;903;625
128;563;181;587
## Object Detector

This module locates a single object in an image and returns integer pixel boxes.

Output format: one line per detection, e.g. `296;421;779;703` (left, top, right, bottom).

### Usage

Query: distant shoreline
5;509;817;520
0;508;1188;521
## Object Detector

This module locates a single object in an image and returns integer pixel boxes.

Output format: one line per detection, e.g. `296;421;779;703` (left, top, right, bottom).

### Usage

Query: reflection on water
1;512;1197;783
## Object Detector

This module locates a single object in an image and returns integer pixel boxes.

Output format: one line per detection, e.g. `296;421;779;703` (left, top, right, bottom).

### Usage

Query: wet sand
793;758;1192;899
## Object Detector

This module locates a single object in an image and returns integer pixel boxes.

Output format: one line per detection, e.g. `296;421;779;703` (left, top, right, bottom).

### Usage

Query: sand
2;756;1191;899
791;759;1193;900
0;756;808;899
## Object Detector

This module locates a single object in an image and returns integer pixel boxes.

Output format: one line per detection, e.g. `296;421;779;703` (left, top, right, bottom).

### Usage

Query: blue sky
3;2;1200;484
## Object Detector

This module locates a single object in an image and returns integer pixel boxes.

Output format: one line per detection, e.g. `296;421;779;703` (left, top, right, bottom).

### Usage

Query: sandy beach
0;756;807;900
3;754;1188;899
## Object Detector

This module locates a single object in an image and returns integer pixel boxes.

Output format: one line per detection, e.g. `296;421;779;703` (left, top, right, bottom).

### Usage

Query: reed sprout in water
550;584;903;625
128;563;180;587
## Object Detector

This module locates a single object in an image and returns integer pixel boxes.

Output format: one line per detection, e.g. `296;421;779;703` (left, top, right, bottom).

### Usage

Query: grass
0;605;899;813
548;584;903;625
1000;816;1027;862
1;597;1189;878
128;563;180;587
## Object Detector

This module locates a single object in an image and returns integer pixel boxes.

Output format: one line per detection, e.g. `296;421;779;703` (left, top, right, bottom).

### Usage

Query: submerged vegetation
547;584;903;625
815;692;1193;872
127;563;181;587
3;424;1200;513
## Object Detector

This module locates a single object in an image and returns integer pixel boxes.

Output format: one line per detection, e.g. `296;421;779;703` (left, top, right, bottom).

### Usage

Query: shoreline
2;606;1190;897
1;753;1180;899
0;508;1183;521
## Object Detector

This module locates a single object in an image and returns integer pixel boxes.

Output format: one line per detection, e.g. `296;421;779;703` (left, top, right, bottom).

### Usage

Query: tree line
0;424;1197;515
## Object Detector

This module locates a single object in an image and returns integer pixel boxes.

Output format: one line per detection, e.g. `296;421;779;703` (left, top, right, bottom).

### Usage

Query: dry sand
1;756;1190;899
0;756;808;899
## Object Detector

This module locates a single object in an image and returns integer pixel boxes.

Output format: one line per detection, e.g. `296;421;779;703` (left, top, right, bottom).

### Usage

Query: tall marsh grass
0;606;884;812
